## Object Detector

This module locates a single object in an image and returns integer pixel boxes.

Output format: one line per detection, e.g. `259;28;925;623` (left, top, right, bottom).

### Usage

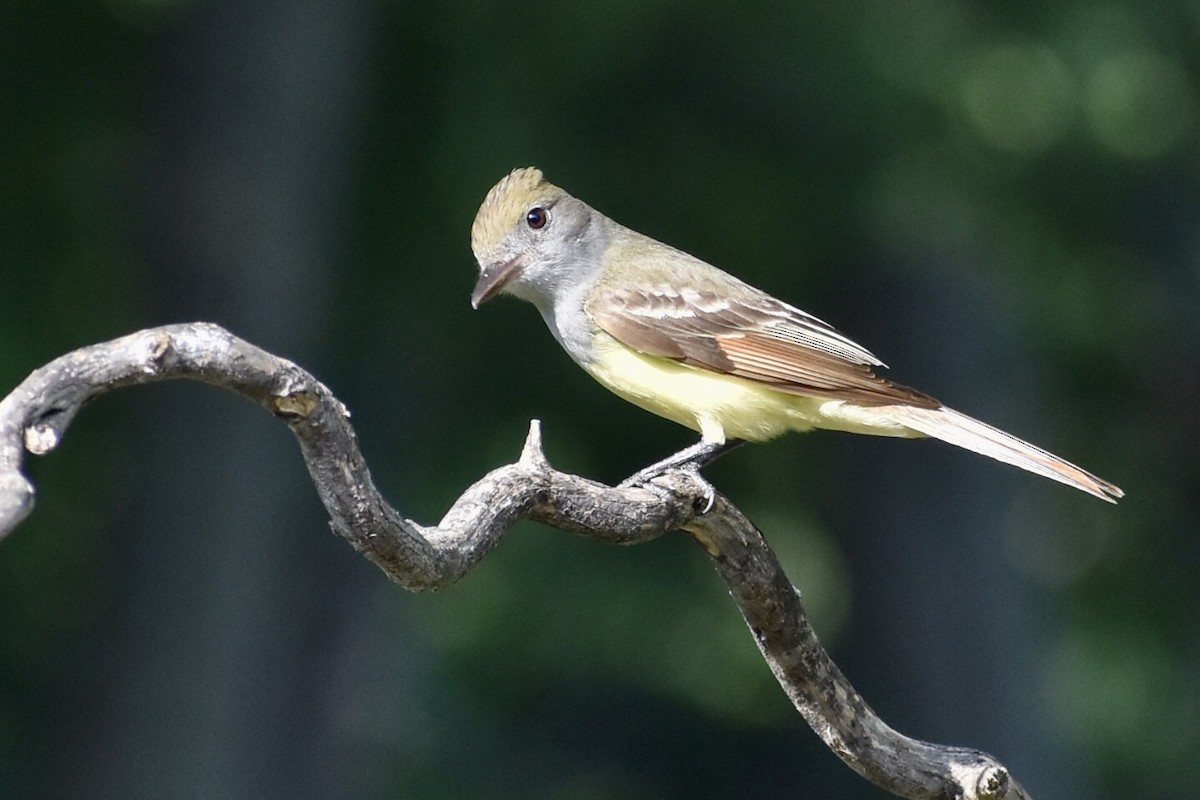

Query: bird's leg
619;438;745;486
618;439;745;513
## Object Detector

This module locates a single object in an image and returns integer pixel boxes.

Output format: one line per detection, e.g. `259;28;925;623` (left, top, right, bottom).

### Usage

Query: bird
469;167;1123;505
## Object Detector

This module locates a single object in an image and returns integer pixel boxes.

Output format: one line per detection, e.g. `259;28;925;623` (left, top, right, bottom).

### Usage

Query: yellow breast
582;333;920;444
582;334;809;442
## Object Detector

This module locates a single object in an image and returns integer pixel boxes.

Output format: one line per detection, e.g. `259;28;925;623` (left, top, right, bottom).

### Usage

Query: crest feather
471;167;550;256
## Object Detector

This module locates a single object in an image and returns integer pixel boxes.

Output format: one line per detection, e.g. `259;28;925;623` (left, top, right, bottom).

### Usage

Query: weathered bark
0;322;1029;800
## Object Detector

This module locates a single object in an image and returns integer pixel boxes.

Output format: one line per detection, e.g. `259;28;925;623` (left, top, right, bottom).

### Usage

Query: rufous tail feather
881;405;1123;503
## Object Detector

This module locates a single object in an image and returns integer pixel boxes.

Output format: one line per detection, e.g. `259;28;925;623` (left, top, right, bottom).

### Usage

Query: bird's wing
586;284;940;408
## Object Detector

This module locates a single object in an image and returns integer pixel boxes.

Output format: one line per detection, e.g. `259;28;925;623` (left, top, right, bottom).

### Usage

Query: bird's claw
619;463;717;514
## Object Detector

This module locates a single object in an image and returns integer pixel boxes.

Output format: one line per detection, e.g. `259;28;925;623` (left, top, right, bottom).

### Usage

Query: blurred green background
1;1;1197;798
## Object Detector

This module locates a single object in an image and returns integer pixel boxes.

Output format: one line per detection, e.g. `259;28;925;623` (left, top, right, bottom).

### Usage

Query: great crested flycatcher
470;167;1123;504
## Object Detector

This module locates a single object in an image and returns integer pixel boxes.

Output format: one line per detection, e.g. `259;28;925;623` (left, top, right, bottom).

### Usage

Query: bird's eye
525;207;548;230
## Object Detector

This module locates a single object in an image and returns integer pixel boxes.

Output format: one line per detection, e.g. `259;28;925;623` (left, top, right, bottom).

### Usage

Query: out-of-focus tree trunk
58;4;373;798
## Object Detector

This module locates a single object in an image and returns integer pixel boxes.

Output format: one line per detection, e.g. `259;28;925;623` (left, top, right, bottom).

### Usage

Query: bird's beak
471;254;524;309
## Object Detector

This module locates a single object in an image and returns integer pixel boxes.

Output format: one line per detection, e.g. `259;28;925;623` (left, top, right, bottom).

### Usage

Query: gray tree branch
0;322;1029;800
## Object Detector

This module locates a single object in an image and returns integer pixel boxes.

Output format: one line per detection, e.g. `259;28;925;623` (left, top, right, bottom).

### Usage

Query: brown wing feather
588;286;940;409
717;334;938;407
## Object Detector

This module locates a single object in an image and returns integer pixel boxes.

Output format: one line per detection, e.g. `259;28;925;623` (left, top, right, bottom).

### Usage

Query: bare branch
0;322;1030;800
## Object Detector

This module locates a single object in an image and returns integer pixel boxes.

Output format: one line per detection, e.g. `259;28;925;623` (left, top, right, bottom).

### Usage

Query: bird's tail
881;404;1124;503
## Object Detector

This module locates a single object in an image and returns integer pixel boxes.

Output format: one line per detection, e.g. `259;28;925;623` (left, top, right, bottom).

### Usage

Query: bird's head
470;167;604;310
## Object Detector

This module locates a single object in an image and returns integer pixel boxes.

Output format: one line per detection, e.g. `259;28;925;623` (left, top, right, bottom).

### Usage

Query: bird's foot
617;439;743;514
620;462;717;513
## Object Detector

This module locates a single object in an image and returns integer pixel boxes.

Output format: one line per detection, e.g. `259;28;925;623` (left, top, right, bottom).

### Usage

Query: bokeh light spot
1085;50;1195;159
960;44;1076;154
